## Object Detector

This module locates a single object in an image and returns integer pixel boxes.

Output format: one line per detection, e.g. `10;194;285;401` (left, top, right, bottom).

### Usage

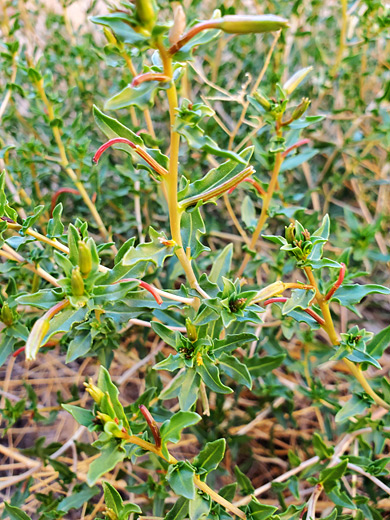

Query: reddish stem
282;138;310;158
131;73;170;87
114;278;163;305
50;187;80;216
228;177;266;196
92;138;136;164
263;297;287;305
169;20;219;55
325;263;346;301
43;300;70;320
139;404;161;448
12;346;26;357
93;138;168;176
264;297;325;326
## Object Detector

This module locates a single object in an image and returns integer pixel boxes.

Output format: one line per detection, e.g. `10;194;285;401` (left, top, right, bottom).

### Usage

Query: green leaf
105;81;163;111
98;366;129;428
282;289;315;314
154;354;184;372
160;411;201;445
218;353;252;389
21;205;44;234
197;353;233;394
335;395;369;423
209;244;233;288
93;104;143;146
181;206;210;260
245;354;286;377
57;485;100;512
164;496;189;520
4;503;32;520
47;203;65;238
234;465;254;494
121;227;174;270
280;149;318;172
178;369;200;411
312;432;334;459
103;482;124;516
87;440;126;486
166;461;196;500
62;404;95;427
189;491;210;520
319;460;348;493
178;147;253;208
330;284;390;312
43;306;88;347
91;13;148;46
213;333;257;356
328;488;356;509
245;496;277;520
66;331;92;362
151;322;180;349
367;325;390;358
0;171;19;223
193;439;226;474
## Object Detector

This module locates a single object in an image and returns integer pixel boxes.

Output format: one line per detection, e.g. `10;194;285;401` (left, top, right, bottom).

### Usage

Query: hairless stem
325;263;346;301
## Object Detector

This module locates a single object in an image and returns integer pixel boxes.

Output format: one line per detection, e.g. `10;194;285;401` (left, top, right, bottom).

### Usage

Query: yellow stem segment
158;42;208;301
303;266;390;410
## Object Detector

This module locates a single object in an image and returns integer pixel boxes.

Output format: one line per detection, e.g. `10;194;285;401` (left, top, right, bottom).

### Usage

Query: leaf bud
253;90;272;111
25;317;50;361
136;0;157;32
103;27;117;46
291;97;311;120
71;267;85;296
1;302;14;326
78;241;92;277
185;318;197;342
285;223;296;244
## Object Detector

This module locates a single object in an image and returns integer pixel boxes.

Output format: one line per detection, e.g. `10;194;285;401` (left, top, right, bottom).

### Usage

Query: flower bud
291;97;311;120
285;223;296;244
25;318;50;361
1;302;14;326
78;241;92;277
84;380;105;405
185;318;197;342
103;27;117;46
254;281;285;302
253;90;271;111
283;67;313;96
104;420;128;439
136;0;157;32
218;14;289;34
229;297;247;313
96;411;112;424
71;267;85;296
169;3;186;45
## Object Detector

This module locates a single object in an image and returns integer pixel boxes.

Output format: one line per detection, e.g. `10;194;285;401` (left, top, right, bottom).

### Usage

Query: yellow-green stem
303;266;390;410
158;41;208;300
237;150;283;277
